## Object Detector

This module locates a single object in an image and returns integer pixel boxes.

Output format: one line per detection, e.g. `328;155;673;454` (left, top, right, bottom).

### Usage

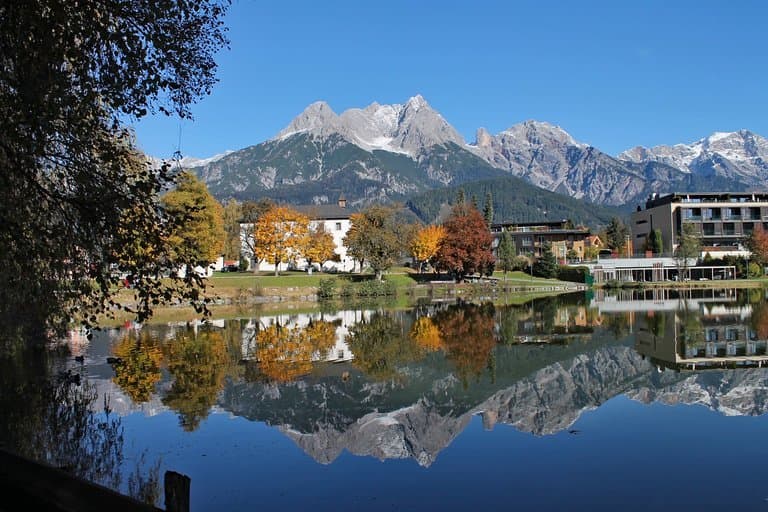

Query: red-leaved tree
435;203;495;281
747;224;768;267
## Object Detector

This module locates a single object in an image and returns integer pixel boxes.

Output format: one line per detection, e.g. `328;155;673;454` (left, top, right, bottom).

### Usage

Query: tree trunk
375;269;383;281
274;255;279;276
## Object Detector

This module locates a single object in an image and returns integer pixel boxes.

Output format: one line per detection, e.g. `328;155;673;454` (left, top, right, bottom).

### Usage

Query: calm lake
3;287;768;510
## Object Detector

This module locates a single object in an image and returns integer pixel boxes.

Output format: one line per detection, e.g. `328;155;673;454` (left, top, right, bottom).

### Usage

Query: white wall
240;219;355;273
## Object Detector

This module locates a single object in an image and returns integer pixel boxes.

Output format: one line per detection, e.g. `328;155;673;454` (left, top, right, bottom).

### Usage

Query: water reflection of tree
0;345;161;505
602;312;632;339
433;302;497;385
250;319;336;383
347;311;421;380
112;330;163;403
162;327;234;431
751;300;768;339
410;316;443;352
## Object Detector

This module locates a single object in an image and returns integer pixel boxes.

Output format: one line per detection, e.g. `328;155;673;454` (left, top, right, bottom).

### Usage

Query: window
723;222;735;235
521;236;532;246
335;222;342;231
702;223;714;236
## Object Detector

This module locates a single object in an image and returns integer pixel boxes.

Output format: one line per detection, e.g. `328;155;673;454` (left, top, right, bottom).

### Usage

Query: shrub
317;278;336;299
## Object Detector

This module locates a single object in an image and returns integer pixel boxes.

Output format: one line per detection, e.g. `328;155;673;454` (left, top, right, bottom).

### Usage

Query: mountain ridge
173;95;768;212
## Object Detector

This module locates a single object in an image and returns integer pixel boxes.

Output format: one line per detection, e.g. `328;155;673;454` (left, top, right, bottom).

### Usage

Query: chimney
338;194;346;208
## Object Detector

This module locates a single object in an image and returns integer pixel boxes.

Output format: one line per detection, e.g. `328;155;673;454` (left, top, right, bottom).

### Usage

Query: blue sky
132;0;768;160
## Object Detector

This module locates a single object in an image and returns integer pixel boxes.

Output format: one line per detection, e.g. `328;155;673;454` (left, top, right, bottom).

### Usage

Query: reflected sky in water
4;287;768;510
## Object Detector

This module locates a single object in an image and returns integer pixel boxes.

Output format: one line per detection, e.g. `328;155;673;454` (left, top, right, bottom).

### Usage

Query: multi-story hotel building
490;220;596;262
630;192;768;256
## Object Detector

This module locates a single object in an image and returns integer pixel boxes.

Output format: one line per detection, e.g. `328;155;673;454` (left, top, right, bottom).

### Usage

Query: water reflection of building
507;306;601;344
241;310;372;363
634;296;768;371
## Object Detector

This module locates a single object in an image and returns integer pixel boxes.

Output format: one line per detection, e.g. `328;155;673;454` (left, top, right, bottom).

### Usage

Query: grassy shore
96;270;768;328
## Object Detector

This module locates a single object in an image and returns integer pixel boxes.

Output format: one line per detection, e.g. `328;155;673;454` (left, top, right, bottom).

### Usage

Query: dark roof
293;204;351;220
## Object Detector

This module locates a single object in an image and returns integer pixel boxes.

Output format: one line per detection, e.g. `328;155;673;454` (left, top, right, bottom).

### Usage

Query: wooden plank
0;448;162;512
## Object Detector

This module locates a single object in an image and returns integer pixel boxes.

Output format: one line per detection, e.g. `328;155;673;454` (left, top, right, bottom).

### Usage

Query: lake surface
3;287;768;510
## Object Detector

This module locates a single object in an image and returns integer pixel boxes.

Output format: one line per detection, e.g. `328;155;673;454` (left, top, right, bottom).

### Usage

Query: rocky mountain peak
502;120;584;148
276;100;341;139
619;129;768;178
475;127;493;148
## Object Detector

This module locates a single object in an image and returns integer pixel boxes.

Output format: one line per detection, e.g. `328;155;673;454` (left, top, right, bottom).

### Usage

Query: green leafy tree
435;203;495;281
605;217;630;253
344;205;408;280
483;192;494;227
675;223;701;281
162;172;226;267
496;231;516;279
222;199;242;262
533;247;558;278
0;0;230;339
646;228;664;255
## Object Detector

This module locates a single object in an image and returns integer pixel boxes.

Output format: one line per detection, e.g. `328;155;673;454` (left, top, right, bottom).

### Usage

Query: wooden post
164;471;190;512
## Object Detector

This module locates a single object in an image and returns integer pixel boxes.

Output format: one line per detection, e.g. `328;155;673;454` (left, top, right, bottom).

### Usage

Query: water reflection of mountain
70;292;768;467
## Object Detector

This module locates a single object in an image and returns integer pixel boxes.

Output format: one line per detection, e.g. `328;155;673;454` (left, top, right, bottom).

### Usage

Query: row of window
682;206;763;220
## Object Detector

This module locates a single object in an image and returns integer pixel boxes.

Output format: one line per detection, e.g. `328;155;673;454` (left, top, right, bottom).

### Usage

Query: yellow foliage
304;224;336;266
254;320;337;383
411;225;446;265
410;316;443;352
162;171;225;264
252;205;309;268
112;331;163;403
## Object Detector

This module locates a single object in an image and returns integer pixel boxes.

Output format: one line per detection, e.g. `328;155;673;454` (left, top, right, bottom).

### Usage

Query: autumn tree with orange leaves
411;225;446;273
433;302;497;386
303;224;336;274
747;224;768;267
252;205;310;276
435;203;495;281
252;320;336;383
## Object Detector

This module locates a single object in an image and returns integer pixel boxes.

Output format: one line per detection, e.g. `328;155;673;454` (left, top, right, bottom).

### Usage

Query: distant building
630;192;766;257
240;196;355;273
490;220;592;262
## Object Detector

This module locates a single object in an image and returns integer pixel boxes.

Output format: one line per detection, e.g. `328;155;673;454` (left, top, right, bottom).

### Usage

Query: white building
240;196;356;273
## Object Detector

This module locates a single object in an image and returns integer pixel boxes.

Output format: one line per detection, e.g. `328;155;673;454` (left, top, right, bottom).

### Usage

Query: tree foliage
496;231;516;276
645;228;663;255
162;172;225;266
483;192;494;227
251;320;335;383
252;205;309;276
433;303;497;385
0;0;230;340
222;199;242;261
162;328;233;431
532;247;559;278
747;224;768;267
411;224;446;272
344;205;409;280
347;312;422;380
303;224;336;273
675;223;702;280
434;203;495;281
605;217;630;252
